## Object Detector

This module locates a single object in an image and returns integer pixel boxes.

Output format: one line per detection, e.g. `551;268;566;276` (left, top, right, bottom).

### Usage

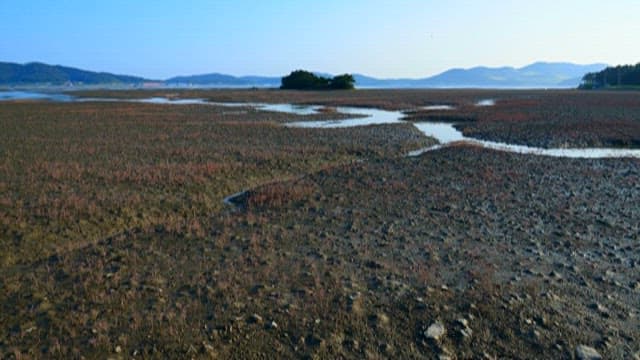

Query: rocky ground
2;145;638;359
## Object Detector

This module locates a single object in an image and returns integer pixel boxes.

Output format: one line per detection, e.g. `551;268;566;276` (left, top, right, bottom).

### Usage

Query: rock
456;318;473;339
459;328;473;339
249;314;263;324
202;342;216;356
534;314;548;327
590;303;609;317
425;322;446;341
267;320;278;329
529;329;542;342
343;339;359;351
575;345;602;360
305;334;324;348
549;270;563;280
482;352;496;360
378;342;392;353
373;312;390;326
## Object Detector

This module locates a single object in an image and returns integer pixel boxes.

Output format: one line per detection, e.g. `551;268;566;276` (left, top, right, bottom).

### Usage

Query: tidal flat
1;89;639;359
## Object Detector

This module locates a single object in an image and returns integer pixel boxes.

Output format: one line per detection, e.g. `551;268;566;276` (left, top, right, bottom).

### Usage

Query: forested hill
580;63;640;89
0;62;149;85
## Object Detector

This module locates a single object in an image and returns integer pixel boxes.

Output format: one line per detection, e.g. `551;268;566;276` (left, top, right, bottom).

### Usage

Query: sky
1;0;639;79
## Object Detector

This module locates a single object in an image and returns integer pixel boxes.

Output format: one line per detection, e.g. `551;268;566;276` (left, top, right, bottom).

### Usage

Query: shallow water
413;123;466;143
287;107;640;159
258;103;324;115
3;92;639;158
423;105;455;110
287;107;403;128
463;139;640;158
475;99;495;106
134;97;211;105
0;91;74;102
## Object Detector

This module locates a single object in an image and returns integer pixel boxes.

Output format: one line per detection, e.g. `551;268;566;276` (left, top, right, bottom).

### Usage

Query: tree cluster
281;70;355;90
580;63;640;89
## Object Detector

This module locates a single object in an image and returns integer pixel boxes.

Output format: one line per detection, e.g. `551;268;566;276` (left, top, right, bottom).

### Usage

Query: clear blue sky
2;0;639;79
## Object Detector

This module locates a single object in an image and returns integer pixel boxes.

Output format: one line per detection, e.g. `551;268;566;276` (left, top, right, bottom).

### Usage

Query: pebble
575;345;602;360
456;318;469;327
374;312;390;326
425;322;446;341
267;320;278;329
249;314;263;324
459;328;473;339
305;334;324;347
482;352;496;360
534;314;548;327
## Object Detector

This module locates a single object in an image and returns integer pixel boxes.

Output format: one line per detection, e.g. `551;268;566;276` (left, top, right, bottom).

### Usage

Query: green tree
281;70;356;90
281;70;329;90
580;63;640;89
329;74;355;89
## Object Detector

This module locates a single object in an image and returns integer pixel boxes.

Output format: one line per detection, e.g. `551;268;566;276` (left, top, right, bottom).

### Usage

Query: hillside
580;63;640;89
354;62;607;88
0;62;150;85
0;61;609;88
166;73;280;87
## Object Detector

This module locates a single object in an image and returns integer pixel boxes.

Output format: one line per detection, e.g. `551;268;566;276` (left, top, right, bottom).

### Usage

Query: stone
456;318;469;327
460;328;473;339
305;334;324;347
374;312;390;326
249;314;263;324
425;322;446;341
575;345;602;360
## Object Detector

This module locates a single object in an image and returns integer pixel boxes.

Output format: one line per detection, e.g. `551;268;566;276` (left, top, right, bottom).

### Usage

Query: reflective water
409;123;640;158
287;107;403;128
287;107;640;159
463;139;640;158
3;92;639;159
212;103;325;115
413;123;465;143
134;97;210;105
258;103;324;115
0;91;74;102
476;99;495;106
422;105;455;110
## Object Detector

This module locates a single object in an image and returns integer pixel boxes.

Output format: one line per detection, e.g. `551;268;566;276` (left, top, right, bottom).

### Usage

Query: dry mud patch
2;145;638;359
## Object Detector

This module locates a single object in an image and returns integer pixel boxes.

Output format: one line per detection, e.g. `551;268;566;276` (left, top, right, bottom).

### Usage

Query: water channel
2;91;639;159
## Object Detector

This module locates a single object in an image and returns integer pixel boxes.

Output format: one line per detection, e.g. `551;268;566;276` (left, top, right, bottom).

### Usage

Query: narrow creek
3;91;638;158
3;91;639;208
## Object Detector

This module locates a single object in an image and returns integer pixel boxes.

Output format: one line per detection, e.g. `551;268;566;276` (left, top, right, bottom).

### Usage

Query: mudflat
1;89;638;358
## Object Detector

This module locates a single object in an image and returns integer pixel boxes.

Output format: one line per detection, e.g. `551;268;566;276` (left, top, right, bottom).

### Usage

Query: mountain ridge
0;61;608;88
0;61;151;85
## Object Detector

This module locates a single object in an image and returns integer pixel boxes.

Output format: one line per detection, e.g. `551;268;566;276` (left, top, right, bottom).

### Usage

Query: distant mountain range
166;73;280;87
0;61;608;88
352;62;608;88
0;62;150;85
